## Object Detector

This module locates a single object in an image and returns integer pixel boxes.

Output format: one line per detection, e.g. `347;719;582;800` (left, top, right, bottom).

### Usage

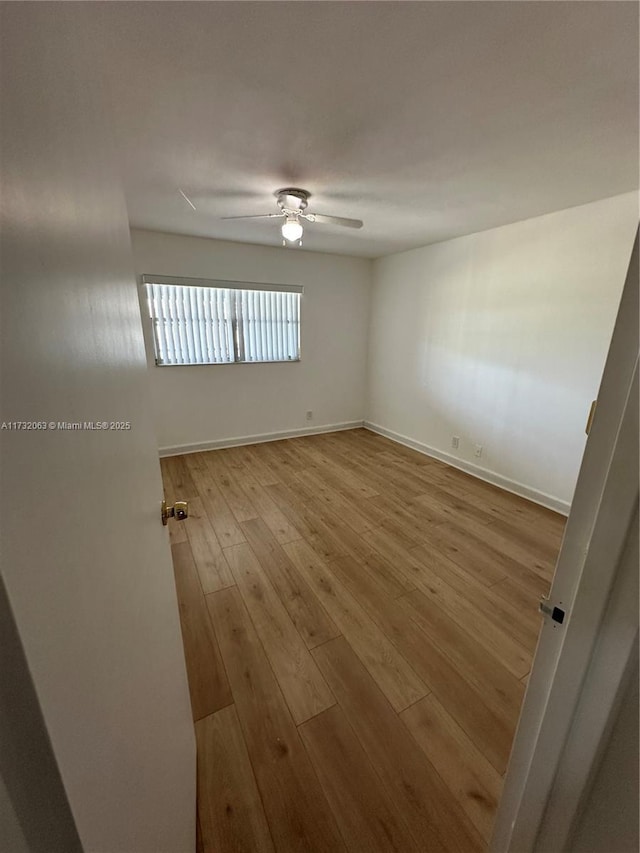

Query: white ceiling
96;1;638;258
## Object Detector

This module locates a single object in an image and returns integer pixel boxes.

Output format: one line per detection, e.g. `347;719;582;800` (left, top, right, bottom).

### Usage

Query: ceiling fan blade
303;213;363;229
178;188;197;210
221;213;284;221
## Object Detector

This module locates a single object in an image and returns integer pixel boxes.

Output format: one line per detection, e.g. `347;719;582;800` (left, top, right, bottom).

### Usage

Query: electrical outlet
451;435;460;449
474;444;483;458
306;410;313;421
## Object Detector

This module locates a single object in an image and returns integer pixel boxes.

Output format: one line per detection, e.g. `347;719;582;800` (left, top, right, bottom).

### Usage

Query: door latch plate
540;596;565;624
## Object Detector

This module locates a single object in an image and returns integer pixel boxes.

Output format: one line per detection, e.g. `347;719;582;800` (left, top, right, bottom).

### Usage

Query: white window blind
142;275;301;366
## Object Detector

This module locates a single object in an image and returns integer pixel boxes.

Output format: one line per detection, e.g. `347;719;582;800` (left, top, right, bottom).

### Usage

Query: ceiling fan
221;188;363;247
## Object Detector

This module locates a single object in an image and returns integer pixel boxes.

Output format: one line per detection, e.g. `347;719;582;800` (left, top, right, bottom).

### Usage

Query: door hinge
539;595;566;625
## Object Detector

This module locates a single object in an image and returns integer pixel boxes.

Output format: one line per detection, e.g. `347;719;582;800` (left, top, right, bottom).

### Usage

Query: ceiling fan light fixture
281;216;303;242
221;188;363;243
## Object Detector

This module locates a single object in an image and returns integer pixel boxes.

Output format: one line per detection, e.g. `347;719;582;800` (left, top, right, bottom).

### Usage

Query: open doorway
3;3;637;852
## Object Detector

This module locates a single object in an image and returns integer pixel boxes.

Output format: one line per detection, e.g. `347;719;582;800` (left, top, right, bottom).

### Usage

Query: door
0;5;195;852
491;229;638;851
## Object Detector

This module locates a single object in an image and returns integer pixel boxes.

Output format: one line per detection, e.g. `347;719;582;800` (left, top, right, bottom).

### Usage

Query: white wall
130;229;372;453
366;193;638;511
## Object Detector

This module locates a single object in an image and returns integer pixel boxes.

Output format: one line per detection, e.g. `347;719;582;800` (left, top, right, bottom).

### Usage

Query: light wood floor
160;428;565;853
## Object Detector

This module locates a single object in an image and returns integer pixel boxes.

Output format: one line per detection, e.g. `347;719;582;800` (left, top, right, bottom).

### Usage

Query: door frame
538;495;638;850
491;230;639;852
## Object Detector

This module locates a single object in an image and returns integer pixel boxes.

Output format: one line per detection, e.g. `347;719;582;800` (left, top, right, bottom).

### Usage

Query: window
142;275;302;366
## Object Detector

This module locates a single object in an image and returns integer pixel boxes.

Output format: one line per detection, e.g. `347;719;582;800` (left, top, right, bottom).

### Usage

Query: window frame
140;274;303;367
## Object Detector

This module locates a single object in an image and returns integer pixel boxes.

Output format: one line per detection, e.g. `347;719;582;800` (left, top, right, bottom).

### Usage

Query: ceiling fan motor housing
276;187;310;212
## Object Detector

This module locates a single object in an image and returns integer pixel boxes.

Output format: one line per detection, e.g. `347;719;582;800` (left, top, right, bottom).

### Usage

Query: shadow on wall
417;338;589;503
0;577;81;853
409;249;619;502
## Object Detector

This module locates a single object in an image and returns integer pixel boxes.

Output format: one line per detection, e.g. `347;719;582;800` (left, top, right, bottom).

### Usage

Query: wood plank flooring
160;428;565;852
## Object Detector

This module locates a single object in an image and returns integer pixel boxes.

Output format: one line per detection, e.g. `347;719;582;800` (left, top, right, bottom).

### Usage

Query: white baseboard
363;420;570;516
159;420;364;458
